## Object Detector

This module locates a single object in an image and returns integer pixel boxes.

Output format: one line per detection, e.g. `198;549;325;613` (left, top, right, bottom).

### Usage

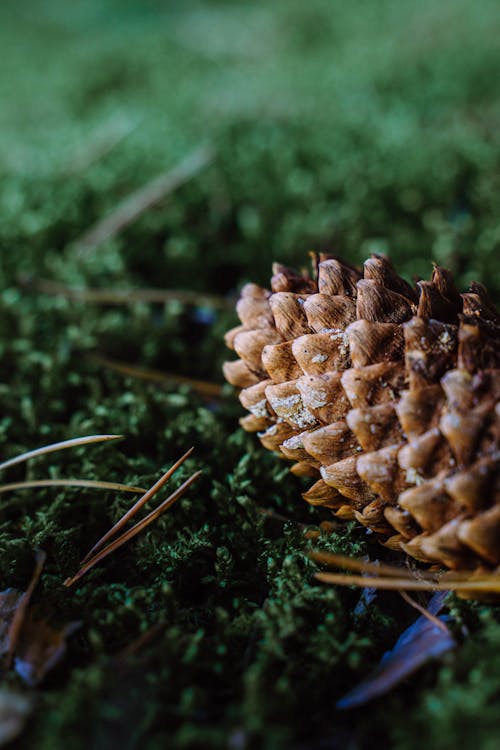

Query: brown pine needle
80;447;194;564
64;469;202;587
315;571;500;594
0;435;122;472
309;550;442;580
64;116;139;175
72;144;214;254
399;591;450;634
89;354;224;398
311;549;492;584
21;276;233;311
4;550;46;671
115;619;167;665
257;506;308;529
0;479;146;495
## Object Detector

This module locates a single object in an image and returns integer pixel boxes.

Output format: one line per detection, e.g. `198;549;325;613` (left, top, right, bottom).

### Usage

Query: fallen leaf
0;591;24;659
0;551;46;671
14;610;81;686
1;551;79;684
336;592;455;709
0;688;34;747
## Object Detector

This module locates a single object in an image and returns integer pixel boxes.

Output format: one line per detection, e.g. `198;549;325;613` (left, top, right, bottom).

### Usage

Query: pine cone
223;255;500;572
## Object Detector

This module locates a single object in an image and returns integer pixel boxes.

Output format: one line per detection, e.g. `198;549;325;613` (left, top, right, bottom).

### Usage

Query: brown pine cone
223;254;500;572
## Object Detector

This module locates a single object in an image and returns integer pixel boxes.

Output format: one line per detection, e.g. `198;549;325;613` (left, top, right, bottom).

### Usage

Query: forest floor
1;1;500;748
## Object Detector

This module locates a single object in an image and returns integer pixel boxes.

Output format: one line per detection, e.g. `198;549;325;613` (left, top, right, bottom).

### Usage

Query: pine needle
21;276;233;310
310;550;424;579
64;462;201;587
0;479;145;495
80;447;194;564
315;571;500;593
399;591;450;634
89;354;224;398
63;116;139;175
72;144;214;254
115;619;168;665
310;550;488;584
0;435;122;472
312;550;500;594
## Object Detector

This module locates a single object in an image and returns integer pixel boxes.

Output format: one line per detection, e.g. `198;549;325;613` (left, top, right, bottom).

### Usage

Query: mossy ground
1;1;500;748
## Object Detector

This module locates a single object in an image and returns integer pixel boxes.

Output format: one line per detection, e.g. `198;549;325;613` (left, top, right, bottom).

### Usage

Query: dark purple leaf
337;592;455;709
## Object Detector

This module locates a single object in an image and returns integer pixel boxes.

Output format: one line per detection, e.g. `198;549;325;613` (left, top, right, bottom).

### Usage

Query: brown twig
72;144;215;254
89;354;225;398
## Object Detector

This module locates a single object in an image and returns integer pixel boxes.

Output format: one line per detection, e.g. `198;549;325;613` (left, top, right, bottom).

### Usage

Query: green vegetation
0;1;499;747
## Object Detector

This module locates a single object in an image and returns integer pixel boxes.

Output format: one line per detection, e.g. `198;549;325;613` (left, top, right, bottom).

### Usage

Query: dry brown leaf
13;609;80;686
1;551;78;685
0;550;46;671
0;590;25;664
0;688;34;747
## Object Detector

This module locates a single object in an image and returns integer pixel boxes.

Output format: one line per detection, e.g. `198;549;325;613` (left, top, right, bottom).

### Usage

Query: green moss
390;614;500;750
1;1;500;748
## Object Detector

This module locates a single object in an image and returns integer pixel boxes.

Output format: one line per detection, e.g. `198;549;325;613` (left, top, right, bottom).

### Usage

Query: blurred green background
2;0;500;296
1;2;500;749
